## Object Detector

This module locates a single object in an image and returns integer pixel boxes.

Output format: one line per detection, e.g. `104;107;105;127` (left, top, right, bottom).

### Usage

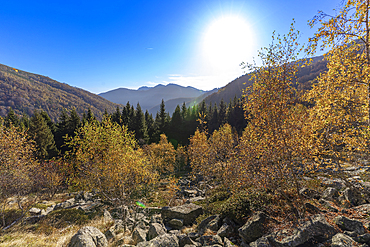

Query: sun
202;16;254;71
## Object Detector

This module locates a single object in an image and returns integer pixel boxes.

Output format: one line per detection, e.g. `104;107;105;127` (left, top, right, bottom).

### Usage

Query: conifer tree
134;103;147;143
29;111;58;159
4;107;19;127
112;106;122;125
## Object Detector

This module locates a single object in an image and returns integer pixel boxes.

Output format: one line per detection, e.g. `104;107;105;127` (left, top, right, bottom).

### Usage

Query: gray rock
168;218;184;229
249;236;272;247
239;211;268;243
137;233;179;247
343;188;366;206
29;207;41;215
198;235;223;246
104;227;116;241
132;228;147;245
148;223;167;240
217;223;234;238
272;214;337;247
322;187;339;200
331;233;355;247
68;226;108;247
354;233;370;244
55;198;75;210
178;234;201;247
224;237;237;247
333;216;365;235
161;203;203;226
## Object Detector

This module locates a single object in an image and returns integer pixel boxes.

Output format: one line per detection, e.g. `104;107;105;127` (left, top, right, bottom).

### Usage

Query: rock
322;187;339;201
333;216;365;235
43;205;55;215
320;178;345;189
224;237;237;247
239;211;268;243
217;223;234;238
104;227;116;241
187;232;200;240
272;214;337;246
354;233;370;244
168;218;184;229
161;203;203;226
75;191;94;202
343;188;366;206
132;228;147;245
178;234;201;247
198;235;223;246
29;207;41;215
319;199;338;212
249;236;273;247
197;215;221;234
55;198;75;210
68;226;108;247
331;233;355;247
136;233;179;247
148;223;167;240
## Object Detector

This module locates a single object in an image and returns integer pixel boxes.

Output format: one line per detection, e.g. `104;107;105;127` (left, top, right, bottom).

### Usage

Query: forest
0;0;370;246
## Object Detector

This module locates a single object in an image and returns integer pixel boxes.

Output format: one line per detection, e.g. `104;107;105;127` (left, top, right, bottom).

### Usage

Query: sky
0;0;339;94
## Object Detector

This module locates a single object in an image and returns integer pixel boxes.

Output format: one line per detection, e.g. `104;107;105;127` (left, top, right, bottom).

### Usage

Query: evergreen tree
112;106;122;125
218;99;227;127
169;105;182;146
209;103;219;133
122;102;131;127
4;107;19;127
134;103;147;143
29;111;58;159
145;110;156;143
19;114;30;131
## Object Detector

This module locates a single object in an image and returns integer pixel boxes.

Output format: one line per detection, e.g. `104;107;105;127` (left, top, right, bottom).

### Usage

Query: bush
220;190;272;221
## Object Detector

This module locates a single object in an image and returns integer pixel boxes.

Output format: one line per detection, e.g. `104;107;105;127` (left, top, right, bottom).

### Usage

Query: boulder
333;216;365;235
161;203;203;226
343;188;366;206
198;235;223;246
55;198;75;210
104;227;116;241
29;207;42;215
272;214;337;247
331;233;355;247
136;233;179;247
68;226;108;247
217;223;234;238
132;228;147;245
197;215;220;234
239;211;268;243
148;223;167;240
249;236;273;247
354;233;370;244
178;234;201;247
322;187;339;201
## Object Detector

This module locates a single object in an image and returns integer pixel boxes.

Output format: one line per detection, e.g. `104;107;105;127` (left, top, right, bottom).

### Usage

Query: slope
0;64;119;122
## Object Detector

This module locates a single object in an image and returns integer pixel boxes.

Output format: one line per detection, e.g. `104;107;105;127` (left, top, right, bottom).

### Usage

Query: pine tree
4;107;19;127
112;106;122;125
29;111;58;159
134;103;147;144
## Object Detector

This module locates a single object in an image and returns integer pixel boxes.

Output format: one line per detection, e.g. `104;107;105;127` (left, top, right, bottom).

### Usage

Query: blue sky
0;0;338;94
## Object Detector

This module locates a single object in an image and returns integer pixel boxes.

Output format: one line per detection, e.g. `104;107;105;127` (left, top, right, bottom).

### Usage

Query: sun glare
203;16;254;71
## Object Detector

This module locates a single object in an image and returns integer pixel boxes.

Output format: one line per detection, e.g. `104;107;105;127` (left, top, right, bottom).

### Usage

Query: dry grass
0;193;114;247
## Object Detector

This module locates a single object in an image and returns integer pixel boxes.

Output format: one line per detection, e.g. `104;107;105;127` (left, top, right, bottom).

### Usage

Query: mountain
204;55;328;106
0;64;119;122
99;83;216;114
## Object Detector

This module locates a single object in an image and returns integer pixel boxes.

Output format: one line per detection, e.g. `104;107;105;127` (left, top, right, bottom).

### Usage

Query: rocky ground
5;164;370;246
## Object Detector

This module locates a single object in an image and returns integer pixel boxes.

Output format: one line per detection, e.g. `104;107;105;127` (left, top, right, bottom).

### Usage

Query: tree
306;0;369;166
0;124;37;228
239;23;310;218
134;103;148;144
143;134;176;177
29;111;58;159
4;107;19;128
308;0;370;121
65;118;156;206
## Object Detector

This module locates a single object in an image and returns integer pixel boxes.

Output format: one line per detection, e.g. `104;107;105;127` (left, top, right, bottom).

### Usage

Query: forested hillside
204;55;327;105
0;64;119;122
